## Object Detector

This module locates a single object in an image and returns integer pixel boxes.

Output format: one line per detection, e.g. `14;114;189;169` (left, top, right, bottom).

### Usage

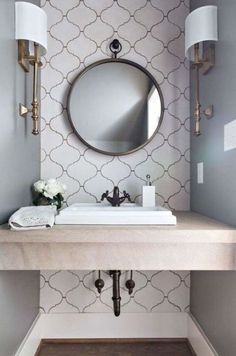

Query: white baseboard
15;313;41;356
16;312;217;356
188;313;219;356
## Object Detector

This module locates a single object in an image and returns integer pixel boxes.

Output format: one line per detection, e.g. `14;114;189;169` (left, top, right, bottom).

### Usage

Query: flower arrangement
33;179;66;210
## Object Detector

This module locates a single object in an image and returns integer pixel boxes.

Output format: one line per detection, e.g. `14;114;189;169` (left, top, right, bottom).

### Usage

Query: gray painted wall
0;271;40;356
190;2;236;356
0;2;40;355
190;0;236;227
191;272;236;356
0;0;40;224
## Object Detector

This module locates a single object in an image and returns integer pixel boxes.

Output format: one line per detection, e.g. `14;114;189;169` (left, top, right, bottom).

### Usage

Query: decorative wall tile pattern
40;270;190;313
40;0;190;314
40;0;190;210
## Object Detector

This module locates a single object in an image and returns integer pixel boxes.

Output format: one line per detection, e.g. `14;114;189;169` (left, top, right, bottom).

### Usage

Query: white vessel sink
55;203;176;225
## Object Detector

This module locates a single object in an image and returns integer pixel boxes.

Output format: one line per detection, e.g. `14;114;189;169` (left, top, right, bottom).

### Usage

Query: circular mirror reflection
68;60;164;155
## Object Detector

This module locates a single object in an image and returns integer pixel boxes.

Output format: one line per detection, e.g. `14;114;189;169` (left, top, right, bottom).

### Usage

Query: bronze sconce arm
185;5;218;136
192;43;214;136
18;41;42;135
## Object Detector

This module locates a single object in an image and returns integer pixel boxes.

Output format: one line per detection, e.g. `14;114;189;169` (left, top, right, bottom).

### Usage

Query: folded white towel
9;206;57;231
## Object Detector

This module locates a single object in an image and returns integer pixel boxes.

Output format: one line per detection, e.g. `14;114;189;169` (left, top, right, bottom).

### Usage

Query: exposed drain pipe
94;270;135;317
109;270;121;317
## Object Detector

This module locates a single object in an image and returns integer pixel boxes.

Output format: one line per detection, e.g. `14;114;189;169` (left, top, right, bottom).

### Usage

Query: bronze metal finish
193;44;202;136
95;271;105;294
94;270;136;317
18;41;42;135
192;44;215;136
101;186;132;207
18;39;30;72
126;270;135;295
109;39;122;58
110;270;121;317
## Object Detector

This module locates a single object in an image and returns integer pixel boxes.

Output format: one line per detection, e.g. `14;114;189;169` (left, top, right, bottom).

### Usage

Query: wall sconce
185;6;218;136
15;2;47;135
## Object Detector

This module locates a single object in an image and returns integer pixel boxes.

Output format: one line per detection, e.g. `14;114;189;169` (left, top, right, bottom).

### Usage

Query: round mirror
68;59;164;155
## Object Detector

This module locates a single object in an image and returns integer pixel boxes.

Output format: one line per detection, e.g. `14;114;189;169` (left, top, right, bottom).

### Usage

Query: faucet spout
113;186;119;199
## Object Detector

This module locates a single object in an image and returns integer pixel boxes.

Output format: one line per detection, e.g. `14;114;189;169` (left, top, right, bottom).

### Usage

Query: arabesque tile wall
40;0;190;314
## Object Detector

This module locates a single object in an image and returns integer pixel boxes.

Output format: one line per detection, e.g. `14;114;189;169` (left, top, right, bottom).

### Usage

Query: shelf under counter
0;211;236;270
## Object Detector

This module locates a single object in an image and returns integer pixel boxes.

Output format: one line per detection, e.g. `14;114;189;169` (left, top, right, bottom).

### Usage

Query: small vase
33;193;63;210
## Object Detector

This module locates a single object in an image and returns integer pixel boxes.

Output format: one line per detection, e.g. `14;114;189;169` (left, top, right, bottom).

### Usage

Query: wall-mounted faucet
101;186;132;207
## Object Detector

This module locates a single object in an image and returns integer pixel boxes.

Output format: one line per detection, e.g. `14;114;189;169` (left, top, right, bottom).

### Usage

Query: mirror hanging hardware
109;39;122;58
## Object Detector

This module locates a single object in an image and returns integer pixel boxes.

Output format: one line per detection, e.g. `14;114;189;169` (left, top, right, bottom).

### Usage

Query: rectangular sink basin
55;203;176;225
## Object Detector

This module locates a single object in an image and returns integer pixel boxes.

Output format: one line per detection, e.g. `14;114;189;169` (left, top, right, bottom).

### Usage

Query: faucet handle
101;190;109;201
123;191;132;203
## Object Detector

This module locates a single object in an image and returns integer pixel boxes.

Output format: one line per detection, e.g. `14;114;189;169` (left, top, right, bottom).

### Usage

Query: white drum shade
15;1;47;54
185;5;218;61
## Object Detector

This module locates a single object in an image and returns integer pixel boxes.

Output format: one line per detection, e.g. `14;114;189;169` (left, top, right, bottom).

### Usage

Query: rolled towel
9;206;57;231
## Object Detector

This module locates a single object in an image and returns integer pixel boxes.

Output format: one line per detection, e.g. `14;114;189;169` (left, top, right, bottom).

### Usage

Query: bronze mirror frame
67;58;165;156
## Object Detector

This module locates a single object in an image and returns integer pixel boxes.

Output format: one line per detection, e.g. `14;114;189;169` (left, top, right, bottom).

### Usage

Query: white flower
33;178;66;199
43;179;66;199
34;180;46;193
47;178;56;184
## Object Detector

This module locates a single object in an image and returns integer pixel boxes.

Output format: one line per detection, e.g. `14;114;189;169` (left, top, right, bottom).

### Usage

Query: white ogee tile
50;0;80;15
135;33;164;61
68;33;97;62
118;18;147;44
150;0;181;16
68;2;97;31
84;0;114;16
50;49;80;77
135;2;163;30
152;17;181;45
50;17;80;46
40;0;190;314
67;156;98;185
117;0;147;15
84;18;114;46
101;1;130;30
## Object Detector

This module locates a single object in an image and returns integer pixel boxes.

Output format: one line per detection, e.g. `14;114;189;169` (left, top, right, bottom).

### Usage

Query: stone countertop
0;212;236;270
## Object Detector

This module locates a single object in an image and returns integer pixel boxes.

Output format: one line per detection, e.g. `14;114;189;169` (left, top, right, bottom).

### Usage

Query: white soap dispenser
142;174;156;207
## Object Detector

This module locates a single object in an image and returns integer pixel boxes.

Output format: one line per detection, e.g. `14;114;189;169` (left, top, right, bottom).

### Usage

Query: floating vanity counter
0;212;236;270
